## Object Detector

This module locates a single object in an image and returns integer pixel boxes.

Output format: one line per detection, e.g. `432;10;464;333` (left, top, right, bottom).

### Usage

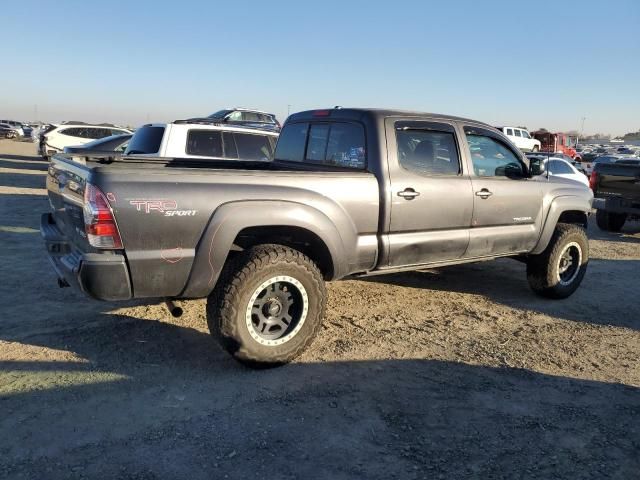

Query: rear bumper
594;196;640;215
40;213;132;301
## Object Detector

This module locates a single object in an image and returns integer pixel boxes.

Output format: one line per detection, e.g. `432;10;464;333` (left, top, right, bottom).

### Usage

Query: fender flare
180;200;347;298
531;195;591;255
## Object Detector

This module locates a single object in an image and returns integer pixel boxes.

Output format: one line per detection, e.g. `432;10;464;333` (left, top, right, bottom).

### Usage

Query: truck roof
287;107;494;129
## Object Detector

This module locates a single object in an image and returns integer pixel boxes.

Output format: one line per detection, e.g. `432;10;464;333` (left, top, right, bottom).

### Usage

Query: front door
462;125;543;257
386;119;473;267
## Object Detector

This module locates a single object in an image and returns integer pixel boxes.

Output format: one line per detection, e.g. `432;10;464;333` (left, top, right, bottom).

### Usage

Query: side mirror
529;158;546;176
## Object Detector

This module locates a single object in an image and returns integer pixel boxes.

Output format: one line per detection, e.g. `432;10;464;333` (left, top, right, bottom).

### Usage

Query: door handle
475;188;493;199
397;188;420;200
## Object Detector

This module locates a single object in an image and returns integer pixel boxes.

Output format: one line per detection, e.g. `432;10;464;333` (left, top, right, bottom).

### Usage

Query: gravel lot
1;139;638;479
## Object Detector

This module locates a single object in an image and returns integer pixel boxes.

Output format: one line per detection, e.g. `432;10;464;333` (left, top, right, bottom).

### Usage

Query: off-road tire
206;244;326;367
595;209;626;232
526;223;588;299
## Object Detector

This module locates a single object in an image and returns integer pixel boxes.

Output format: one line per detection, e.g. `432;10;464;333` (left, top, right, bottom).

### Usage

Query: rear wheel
206;244;326;366
596;210;626;232
527;223;588;299
532;145;539;152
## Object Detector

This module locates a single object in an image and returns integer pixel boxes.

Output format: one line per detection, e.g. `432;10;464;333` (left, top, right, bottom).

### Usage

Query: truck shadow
0;315;637;479
360;257;640;331
587;221;640;244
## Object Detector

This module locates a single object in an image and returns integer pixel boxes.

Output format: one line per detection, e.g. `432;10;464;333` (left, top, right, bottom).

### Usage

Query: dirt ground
0;139;638;480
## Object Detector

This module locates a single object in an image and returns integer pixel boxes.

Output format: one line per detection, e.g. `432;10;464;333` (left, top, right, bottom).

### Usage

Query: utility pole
578;116;586;145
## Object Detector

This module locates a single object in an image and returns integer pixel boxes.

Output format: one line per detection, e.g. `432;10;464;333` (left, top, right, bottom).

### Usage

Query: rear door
386;118;473;266
461;125;543;256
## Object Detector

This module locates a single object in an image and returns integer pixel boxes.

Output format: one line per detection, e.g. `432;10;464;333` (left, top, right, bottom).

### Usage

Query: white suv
497;126;541;152
40;123;132;158
124;119;278;161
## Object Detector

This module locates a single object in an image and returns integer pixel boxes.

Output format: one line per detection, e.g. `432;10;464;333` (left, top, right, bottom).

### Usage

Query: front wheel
532;145;539;152
526;224;588;299
207;244;326;366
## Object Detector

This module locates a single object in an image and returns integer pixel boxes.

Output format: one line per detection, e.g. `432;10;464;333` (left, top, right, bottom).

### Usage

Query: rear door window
514;129;522;137
125;126;165;154
396;128;460;176
506;128;513;136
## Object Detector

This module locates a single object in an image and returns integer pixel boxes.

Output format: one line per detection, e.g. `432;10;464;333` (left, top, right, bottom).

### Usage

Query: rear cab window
395;123;461;176
275;122;366;169
125;126;165;155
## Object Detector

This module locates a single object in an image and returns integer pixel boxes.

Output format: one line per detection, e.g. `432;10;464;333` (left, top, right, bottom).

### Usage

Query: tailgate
597;165;640;202
46;155;94;251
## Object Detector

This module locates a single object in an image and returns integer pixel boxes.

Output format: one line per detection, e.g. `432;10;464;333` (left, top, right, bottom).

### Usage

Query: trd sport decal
129;199;197;217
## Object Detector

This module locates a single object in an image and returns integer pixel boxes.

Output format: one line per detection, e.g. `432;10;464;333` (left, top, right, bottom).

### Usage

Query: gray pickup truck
41;108;593;365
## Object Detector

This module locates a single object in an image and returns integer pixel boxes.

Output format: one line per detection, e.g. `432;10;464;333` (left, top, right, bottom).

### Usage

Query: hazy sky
2;0;638;135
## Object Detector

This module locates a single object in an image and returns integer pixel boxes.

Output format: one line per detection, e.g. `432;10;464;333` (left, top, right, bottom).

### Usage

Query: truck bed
44;154;380;300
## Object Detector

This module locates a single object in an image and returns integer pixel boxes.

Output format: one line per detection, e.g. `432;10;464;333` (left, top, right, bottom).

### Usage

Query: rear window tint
275;122;365;169
125;126;165;155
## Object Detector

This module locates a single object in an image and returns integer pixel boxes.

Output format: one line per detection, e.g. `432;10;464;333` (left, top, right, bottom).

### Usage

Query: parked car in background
0;120;33;138
0;120;25;137
0;123;22;139
63;133;132;155
496;126;541;152
591;160;640;231
125;119;278;161
527;154;590;186
40;123;132;159
203;108;281;132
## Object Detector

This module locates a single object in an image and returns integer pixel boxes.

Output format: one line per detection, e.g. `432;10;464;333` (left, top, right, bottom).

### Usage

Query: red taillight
589;171;598;191
83;183;123;249
313;109;331;117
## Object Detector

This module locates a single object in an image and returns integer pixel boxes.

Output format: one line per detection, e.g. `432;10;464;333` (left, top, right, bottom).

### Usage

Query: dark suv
205;108;281;132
